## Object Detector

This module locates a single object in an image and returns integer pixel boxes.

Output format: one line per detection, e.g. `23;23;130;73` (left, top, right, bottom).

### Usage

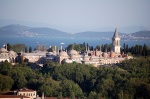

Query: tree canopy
0;56;150;98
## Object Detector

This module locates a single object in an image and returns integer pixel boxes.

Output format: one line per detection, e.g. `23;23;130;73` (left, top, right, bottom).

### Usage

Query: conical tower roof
112;28;119;38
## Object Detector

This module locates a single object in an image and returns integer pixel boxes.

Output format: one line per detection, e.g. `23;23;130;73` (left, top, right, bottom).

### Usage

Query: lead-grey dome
68;50;78;55
9;50;16;56
0;48;7;53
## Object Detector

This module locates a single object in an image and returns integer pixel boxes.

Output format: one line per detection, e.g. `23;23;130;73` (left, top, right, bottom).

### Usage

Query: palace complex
0;29;132;67
21;29;132;67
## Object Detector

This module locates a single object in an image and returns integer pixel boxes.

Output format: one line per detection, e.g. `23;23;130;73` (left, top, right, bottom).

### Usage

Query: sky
0;0;150;33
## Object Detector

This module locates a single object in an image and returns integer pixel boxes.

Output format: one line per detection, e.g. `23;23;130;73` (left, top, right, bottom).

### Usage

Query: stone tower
112;28;121;54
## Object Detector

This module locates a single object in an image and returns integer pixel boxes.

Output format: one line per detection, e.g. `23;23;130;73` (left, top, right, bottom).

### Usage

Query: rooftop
14;88;35;92
0;95;30;98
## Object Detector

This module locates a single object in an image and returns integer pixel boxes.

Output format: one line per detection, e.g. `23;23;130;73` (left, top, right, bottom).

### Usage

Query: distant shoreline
0;36;150;49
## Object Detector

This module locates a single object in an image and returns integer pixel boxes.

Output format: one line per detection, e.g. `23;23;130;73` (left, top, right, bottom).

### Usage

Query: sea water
0;36;150;49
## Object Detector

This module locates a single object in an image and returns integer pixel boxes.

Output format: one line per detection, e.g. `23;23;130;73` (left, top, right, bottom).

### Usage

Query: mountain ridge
0;24;149;40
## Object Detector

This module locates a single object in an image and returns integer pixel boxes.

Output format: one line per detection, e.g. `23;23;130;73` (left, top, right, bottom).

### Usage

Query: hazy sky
0;0;150;32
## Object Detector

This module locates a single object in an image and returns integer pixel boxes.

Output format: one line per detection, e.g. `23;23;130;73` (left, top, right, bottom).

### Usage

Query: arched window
115;41;116;45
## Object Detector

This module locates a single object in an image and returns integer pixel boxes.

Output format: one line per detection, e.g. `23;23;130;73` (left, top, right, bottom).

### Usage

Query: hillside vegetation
0;56;150;99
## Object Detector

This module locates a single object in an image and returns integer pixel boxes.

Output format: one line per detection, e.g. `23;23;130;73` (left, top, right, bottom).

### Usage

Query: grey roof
113;28;119;38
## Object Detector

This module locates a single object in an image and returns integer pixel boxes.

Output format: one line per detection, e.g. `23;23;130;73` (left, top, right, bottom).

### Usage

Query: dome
59;51;68;57
9;50;16;56
45;55;55;60
46;52;53;57
46;52;53;55
0;48;7;53
68;50;78;55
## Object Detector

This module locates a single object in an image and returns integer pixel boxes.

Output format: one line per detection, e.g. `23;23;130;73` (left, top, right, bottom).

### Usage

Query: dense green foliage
29;47;32;53
5;43;27;52
67;43;112;52
122;43;150;56
67;43;86;52
0;56;150;98
6;43;27;52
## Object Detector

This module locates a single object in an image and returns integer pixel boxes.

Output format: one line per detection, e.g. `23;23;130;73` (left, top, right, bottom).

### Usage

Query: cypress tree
29;47;32;53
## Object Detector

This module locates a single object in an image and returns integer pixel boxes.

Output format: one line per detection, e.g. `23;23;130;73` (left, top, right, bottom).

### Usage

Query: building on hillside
13;88;37;99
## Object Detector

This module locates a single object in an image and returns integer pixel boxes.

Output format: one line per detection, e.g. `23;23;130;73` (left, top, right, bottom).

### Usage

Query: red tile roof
39;97;69;99
14;88;35;92
0;95;30;98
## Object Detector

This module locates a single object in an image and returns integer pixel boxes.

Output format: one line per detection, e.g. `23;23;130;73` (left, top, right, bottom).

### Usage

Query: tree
126;44;129;53
67;43;85;51
29;47;32;53
57;92;63;99
0;74;14;92
10;44;27;52
87;43;89;50
128;44;150;56
0;61;12;75
104;44;108;52
96;45;101;51
61;79;83;97
83;42;86;51
88;91;97;99
12;71;27;89
90;46;94;51
143;44;148;56
25;47;28;53
47;46;54;52
7;43;11;51
39;77;61;97
101;44;104;52
123;43;126;54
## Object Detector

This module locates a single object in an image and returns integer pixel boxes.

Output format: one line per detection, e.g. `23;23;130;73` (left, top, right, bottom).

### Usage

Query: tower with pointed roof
112;28;121;54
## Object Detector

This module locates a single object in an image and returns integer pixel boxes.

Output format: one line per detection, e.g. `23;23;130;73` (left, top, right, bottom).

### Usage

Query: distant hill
130;31;150;37
0;24;31;36
74;31;126;39
0;24;70;37
0;24;149;40
26;27;71;37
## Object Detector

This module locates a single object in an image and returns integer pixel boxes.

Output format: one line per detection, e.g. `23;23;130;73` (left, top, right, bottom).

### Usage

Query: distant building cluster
20;29;132;67
0;29;132;67
0;45;17;65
